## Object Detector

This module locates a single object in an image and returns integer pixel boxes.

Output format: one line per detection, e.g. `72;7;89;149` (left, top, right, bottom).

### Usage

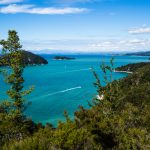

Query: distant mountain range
1;49;150;57
125;51;150;56
19;50;150;57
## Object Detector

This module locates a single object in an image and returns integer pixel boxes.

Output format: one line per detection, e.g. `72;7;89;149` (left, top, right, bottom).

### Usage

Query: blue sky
0;0;150;53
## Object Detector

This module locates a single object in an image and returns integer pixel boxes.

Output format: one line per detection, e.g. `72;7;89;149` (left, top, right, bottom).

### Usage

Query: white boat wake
33;86;82;100
45;86;82;97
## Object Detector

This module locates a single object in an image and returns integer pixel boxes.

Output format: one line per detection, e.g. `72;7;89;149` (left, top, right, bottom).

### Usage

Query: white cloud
90;38;150;52
0;0;23;4
129;27;150;34
22;39;91;52
0;4;88;14
21;38;150;53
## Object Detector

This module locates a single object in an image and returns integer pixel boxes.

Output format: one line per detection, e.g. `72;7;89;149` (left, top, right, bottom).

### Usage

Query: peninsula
115;62;150;72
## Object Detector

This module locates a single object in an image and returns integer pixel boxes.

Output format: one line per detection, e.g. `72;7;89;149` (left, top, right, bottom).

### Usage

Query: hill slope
1;62;150;149
115;62;150;72
0;50;48;66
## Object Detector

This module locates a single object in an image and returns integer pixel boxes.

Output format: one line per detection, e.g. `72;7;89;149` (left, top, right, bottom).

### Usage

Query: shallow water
0;54;149;126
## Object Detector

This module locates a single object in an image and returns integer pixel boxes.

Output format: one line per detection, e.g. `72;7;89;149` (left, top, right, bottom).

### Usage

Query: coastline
114;69;133;74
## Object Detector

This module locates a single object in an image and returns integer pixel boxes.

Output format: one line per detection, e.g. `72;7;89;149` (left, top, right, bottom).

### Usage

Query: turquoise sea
0;55;149;126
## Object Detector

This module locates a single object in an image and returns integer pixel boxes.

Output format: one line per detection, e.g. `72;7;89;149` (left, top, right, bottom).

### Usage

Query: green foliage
116;62;150;72
0;30;25;113
0;30;35;146
2;56;150;150
0;50;48;67
1;30;150;150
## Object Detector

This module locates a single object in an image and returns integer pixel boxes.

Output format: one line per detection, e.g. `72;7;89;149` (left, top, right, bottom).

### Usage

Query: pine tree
0;30;32;122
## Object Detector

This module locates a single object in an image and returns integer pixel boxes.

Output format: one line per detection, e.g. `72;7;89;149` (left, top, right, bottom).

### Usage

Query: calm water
0;55;149;126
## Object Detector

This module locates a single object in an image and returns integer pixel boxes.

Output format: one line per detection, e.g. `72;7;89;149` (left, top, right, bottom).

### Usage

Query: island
53;56;75;60
0;50;48;66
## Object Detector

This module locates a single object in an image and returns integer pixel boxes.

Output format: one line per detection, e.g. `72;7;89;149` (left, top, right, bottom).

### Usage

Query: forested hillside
0;50;48;66
0;31;150;150
116;62;150;72
1;62;150;150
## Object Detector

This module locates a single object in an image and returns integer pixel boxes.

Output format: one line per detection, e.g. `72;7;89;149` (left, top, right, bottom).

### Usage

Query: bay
0;55;149;126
